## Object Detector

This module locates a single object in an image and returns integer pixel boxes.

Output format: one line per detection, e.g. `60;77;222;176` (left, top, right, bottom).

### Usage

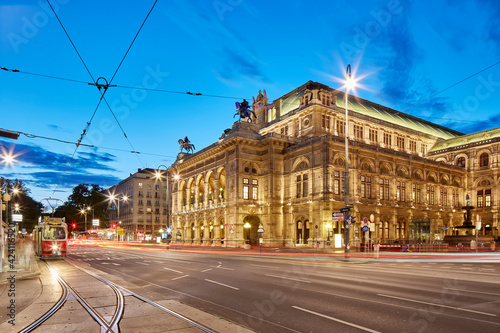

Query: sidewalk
0;237;40;283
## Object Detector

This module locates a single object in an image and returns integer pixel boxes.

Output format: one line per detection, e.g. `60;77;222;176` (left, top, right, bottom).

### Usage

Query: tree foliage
54;184;110;230
1;177;43;231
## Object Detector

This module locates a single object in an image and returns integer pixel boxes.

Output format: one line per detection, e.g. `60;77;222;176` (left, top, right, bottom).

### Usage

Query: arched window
479;153;489;167
456;157;465;168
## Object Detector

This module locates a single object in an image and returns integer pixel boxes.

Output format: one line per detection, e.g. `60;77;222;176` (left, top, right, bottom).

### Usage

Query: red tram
33;220;68;258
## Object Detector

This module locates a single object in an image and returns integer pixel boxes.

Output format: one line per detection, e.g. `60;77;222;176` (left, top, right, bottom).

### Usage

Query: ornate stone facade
165;81;499;247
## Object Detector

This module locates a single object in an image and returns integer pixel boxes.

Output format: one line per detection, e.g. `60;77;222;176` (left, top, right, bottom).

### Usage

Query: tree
54;184;110;230
0;177;43;232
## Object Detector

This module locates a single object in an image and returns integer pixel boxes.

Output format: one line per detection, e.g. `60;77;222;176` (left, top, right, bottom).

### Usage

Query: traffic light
72;223;76;229
112;224;116;228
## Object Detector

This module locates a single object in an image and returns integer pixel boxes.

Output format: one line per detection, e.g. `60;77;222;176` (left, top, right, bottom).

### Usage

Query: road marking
136;262;149;265
164;267;183;274
101;262;109;265
205;279;239;290
201;268;212;272
250;264;277;269
172;275;189;281
153;260;164;264
377;294;497;317
112;263;121;266
292;306;381;333
265;274;311;284
444;288;500;297
211;266;234;270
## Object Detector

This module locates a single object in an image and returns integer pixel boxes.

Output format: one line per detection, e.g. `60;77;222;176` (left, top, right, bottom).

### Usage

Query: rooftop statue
178;136;195;153
234;99;257;123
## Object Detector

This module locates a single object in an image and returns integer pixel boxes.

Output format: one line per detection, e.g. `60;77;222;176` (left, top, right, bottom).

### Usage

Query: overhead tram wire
0;127;177;158
44;1;158;196
1;67;246;100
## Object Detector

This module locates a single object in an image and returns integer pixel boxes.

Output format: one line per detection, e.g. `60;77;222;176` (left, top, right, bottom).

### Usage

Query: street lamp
244;222;251;244
344;64;355;256
108;194;128;241
325;222;332;245
80;206;91;232
155;166;179;243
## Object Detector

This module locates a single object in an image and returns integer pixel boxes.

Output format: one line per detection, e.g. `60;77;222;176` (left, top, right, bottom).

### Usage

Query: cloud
0;141;117;172
27;171;122;190
215;48;269;83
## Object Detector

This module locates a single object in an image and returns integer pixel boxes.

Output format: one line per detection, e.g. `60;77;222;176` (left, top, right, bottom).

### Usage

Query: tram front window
44;226;66;240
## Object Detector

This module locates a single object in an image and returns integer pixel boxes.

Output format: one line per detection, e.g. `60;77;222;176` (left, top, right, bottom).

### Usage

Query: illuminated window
379;179;389;200
243;185;249;199
427;186;435;205
397;181;405;202
440;188;447;206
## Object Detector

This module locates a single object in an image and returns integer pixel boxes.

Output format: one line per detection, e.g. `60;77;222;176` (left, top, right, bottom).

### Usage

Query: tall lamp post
108;194;127;241
344;64;355;256
155;166;179;243
80;206;91;232
1;145;18;273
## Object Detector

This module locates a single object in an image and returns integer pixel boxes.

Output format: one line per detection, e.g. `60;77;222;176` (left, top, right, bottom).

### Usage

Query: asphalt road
68;244;500;333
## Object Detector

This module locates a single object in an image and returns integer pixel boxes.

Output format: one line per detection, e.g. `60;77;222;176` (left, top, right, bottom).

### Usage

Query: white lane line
101;262;109;265
136;262;149;265
201;268;212;272
377;294;497;317
292;306;381;333
444;288;500;297
205;279;239;290
153;260;164;264
112;263;121;266
250;264;277;269
265;274;311;284
211;266;234;270
164;267;183;274
172;275;189;281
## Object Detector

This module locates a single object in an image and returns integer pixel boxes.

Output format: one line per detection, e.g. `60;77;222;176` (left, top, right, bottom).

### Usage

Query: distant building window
410;140;417;152
452;190;459;207
479;153;489;167
397;181;406;202
337;120;345;136
427;186;435;205
457;157;466;168
369;129;378;143
155;185;160;190
477;189;492;207
379;179;389;200
412;184;421;204
243;178;249;184
421;144;427;155
252;187;258;200
360;175;371;198
138;182;143;189
354;124;363;140
296;174;308;198
333;171;344;195
322;115;331;131
397;136;405;149
243;185;249;199
383;132;391;146
440;188;447;206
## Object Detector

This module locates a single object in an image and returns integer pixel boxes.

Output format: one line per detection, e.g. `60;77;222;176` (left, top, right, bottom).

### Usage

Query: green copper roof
336;97;461;140
429;126;500;152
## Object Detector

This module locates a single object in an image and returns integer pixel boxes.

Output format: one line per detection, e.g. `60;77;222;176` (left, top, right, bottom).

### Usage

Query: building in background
108;168;167;241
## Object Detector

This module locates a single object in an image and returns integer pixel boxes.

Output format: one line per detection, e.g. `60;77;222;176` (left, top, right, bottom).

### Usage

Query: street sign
332;212;344;221
340;207;350;213
363;217;368;224
346;215;353;225
362;225;369;232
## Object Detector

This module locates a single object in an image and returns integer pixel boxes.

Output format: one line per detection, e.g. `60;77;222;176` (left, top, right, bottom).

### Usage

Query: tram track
18;259;217;333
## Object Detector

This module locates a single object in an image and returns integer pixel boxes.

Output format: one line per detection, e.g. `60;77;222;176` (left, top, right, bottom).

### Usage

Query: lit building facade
108;168;167;240
125;81;498;247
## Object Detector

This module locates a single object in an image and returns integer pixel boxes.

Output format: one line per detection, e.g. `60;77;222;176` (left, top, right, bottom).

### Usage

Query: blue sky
1;0;500;206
